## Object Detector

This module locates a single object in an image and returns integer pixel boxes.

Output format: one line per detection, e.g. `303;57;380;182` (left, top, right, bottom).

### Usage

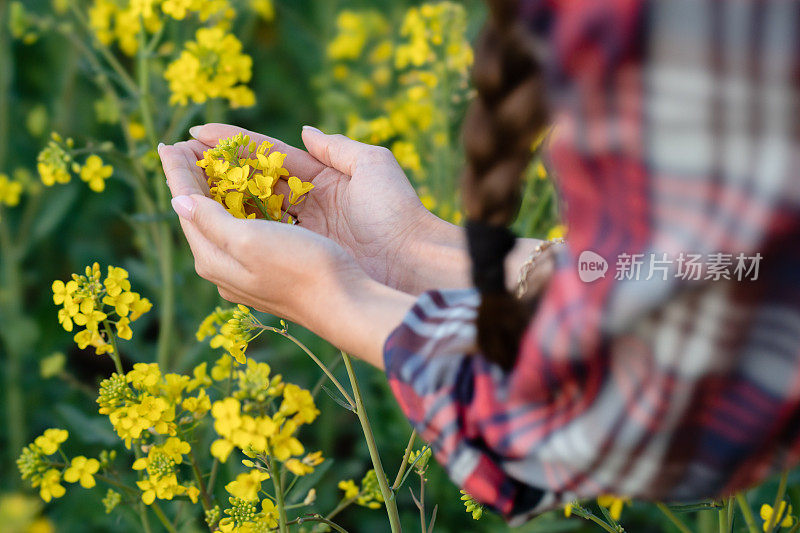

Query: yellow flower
210;438;235;463
338;479;359;500
63;456;100;488
187;362;213;391
250;0;274;20
198;135;295;221
33;429;68;455
564;502;573;517
269;420;303;461
115;317;132;340
104;266;131;297
52;279;78;306
36;469;65;502
182;389;211;418
761;502;794;531
285;451;324;476
266;194;284;220
212;397;243;436
225;470;269;501
78;155;113;192
547;224;567;241
164;27;255;108
279;384;319;425
0;173;23;207
597;494;629;521
37;135;72;186
128;121;146;140
287;176;314;205
127;363;161;391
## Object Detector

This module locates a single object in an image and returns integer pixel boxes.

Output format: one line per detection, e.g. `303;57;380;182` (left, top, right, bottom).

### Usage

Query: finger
171;194;248;256
159;143;208;197
301;126;396;176
189;123;326;180
178;218;250;286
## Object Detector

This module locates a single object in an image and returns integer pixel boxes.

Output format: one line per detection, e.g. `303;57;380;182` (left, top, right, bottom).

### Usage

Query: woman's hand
187;123;473;294
159;140;415;368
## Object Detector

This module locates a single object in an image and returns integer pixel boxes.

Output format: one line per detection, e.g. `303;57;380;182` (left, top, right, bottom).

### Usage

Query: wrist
393;213;471;294
302;267;415;369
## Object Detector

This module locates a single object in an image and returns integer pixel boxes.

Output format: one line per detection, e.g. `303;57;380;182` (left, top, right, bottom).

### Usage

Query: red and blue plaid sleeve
384;0;800;524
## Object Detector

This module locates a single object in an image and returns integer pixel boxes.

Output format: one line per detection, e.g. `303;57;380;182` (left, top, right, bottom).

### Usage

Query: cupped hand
158;140;363;326
159;138;416;367
186;123;448;293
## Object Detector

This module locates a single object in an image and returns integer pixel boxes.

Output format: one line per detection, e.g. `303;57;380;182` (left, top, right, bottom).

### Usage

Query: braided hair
462;0;548;369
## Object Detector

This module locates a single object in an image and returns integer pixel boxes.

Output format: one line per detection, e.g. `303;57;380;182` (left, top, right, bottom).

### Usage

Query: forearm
302;270;416;370
398;214;548;295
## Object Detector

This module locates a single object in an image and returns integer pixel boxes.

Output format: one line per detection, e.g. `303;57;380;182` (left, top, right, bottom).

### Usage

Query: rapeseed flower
761;502;794;531
0;173;23;209
165;27;255;108
63;456;100;488
196;134;313;222
52;263;151;355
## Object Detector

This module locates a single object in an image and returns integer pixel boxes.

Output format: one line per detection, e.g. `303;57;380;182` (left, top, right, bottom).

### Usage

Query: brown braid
462;0;548;369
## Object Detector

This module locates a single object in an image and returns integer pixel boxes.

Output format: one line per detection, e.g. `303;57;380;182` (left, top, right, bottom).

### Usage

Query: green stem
65;0;138;95
736;493;759;533
187;448;213;511
718;500;729;533
151;502;177;533
138;502;154;533
766;471;789;533
569;505;618;533
392;429;417;490
656;503;692;533
284;514;349;533
262;326;354;408
102;320;124;375
0;218;25;477
268;454;289;533
341;352;402;533
135;16;175;371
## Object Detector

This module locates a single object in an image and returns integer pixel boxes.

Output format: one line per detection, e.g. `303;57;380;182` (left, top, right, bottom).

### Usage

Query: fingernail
303;125;323;135
157;142;165;152
171;195;194;220
188;125;203;138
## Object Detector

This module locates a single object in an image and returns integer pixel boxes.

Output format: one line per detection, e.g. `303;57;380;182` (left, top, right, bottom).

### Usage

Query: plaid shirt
383;0;800;524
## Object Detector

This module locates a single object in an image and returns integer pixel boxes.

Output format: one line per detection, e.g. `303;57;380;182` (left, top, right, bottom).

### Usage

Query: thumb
171;194;241;250
301;126;391;176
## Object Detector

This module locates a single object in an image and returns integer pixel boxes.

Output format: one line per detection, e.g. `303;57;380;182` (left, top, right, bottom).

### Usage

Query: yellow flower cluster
324;3;472;224
395;3;473;72
196;134;314;220
197;305;256;364
52;263;152;355
133;437;200;504
37;133;113;192
97;361;210;450
208;383;321;467
165;27;255;108
88;0;232;56
337;469;384;509
327;11;390;62
17;429;98;503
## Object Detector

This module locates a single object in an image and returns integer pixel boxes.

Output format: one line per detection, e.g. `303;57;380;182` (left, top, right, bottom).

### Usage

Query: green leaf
30;184;79;245
56;404;119;446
